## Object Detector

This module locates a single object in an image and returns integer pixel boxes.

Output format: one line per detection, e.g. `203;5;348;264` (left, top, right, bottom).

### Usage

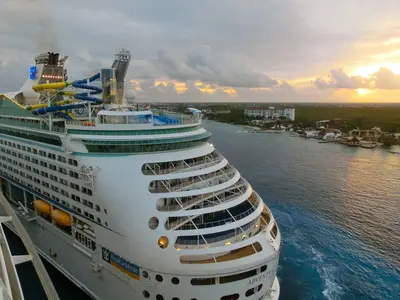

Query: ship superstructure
0;49;280;300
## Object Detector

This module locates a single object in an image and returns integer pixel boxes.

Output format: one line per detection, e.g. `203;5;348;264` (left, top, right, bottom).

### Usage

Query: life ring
83;122;95;127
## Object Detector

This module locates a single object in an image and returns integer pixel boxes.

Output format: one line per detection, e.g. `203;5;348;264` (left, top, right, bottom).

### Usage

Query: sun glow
351;63;400;77
356;88;374;96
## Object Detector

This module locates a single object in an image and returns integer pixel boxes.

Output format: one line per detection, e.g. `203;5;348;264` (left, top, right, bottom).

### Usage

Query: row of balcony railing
156;180;248;212
142;151;223;176
149;166;236;193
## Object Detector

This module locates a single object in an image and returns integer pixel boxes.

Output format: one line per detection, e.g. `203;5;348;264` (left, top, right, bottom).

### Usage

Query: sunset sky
1;0;400;102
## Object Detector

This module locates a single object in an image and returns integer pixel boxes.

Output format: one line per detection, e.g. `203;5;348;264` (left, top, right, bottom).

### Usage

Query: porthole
158;236;169;249
156;295;164;300
148;217;159;230
172;298;180;300
171;277;180;285
260;265;267;272
155;274;163;282
142;270;149;278
143;290;150;298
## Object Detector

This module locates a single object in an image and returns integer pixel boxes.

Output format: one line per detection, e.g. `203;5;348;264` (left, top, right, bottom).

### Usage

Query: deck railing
149;168;236;193
169;205;258;231
175;217;259;246
157;182;248;212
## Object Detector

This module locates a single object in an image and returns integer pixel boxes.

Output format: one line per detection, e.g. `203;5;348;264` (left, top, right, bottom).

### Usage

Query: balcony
156;179;247;212
165;199;258;230
180;242;263;264
142;151;224;176
175;217;260;248
149;166;236;193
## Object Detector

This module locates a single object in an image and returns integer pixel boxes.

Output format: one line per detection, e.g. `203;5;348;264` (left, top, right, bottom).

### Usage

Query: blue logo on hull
102;247;140;280
29;66;37;80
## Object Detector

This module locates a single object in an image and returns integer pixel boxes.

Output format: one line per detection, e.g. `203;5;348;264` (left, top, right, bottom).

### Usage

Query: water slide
31;73;102;116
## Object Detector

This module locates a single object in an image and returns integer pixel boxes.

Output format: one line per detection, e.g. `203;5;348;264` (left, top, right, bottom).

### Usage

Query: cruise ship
0;49;281;300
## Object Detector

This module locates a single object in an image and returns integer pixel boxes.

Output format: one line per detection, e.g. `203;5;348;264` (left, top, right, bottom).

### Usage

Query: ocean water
5;120;400;300
205;121;400;300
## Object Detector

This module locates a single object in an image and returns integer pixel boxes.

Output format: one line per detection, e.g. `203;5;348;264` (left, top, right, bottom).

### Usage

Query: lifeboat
33;200;51;215
51;209;71;227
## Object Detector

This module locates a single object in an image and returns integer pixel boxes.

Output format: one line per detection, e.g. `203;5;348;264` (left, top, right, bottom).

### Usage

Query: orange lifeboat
51;209;71;227
33;200;51;215
83;121;95;127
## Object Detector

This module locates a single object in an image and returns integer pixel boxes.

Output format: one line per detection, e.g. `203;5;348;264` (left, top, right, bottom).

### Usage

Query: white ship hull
6;221;280;300
2;203;280;300
0;48;281;300
0;159;280;300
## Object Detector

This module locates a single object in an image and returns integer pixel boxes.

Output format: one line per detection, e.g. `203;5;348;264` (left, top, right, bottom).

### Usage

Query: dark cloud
154;46;279;88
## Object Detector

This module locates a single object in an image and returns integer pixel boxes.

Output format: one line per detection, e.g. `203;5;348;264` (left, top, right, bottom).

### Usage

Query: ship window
68;158;78;166
58;156;67;163
245;284;263;297
155;274;163;282
260;265;267;272
156;295;164;300
191;278;216;285
142;271;149;278
0;129;62;146
271;223;278;239
221;294;239;300
219;268;258;284
172;298;180;300
143;291;150;298
148;217;159;230
171;277;179;285
83;133;211;154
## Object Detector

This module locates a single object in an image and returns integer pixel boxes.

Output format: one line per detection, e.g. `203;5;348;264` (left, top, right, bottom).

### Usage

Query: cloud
314;68;400;90
314;69;370;89
2;0;400;102
371;68;400;89
154;46;279;88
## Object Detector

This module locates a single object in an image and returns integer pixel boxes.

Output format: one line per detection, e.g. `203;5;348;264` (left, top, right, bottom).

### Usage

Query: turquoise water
5;120;400;299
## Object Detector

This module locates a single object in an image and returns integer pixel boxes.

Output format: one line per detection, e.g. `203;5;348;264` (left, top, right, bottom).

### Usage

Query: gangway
0;193;60;300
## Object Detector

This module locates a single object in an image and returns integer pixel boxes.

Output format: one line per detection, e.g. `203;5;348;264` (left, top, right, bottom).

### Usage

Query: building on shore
244;106;295;121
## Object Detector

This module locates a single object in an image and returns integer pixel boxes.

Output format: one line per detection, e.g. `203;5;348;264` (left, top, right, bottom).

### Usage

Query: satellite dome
125;89;136;104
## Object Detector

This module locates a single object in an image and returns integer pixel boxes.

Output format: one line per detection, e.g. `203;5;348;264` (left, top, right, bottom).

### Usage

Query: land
168;103;400;133
153;103;400;146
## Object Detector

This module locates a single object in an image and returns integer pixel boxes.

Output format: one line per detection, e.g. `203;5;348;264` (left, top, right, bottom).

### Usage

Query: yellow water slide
26;99;76;111
32;81;70;92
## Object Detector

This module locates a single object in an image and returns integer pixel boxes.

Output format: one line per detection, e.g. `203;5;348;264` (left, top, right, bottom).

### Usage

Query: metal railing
149;167;236;193
0;193;60;300
157;183;247;212
0;118;65;133
143;153;223;176
169;205;258;231
175;218;259;246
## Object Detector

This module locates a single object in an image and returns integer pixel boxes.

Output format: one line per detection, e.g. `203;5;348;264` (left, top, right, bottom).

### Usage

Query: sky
1;0;400;103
